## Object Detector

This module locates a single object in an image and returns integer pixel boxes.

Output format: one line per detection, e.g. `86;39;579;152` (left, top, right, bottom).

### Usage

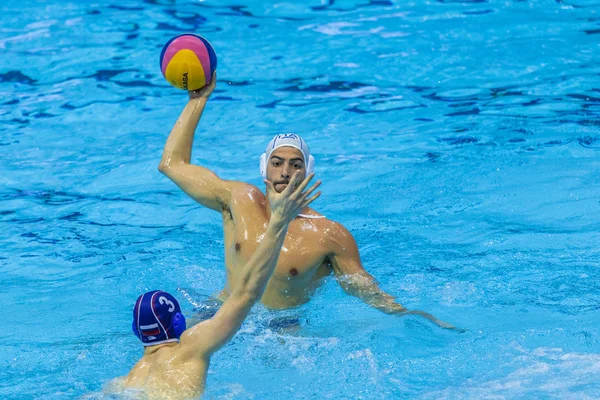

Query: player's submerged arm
158;72;240;212
328;223;460;330
180;173;321;357
327;223;407;313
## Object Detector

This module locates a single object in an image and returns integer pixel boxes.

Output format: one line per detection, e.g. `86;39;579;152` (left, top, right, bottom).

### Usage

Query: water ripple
2;0;600;399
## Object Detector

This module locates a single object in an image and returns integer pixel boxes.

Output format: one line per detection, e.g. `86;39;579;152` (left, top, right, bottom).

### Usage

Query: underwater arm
329;223;459;330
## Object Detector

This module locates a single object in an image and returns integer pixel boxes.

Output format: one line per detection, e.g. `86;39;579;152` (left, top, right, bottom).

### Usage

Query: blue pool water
2;0;600;398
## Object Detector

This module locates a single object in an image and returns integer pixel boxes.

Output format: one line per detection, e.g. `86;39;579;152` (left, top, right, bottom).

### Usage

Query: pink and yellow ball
159;34;217;91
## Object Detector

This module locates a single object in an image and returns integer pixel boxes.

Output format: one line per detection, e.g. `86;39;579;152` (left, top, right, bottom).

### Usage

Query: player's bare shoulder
316;217;354;249
229;181;267;205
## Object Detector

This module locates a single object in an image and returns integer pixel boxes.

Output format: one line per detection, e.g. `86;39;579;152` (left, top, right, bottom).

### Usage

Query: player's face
267;147;306;193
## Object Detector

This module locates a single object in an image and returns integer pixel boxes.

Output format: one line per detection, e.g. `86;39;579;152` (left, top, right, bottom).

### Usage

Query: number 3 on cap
159;296;175;312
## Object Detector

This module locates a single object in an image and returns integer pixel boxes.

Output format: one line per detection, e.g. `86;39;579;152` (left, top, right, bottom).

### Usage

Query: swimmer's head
259;134;315;193
132;290;187;347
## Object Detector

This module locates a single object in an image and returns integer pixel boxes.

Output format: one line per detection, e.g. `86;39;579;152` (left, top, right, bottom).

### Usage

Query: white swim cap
259;133;315;179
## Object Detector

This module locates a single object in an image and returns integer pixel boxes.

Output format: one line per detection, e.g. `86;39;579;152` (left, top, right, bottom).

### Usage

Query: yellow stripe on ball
164;49;207;90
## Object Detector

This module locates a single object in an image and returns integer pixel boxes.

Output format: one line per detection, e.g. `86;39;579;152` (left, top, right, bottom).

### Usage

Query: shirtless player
159;72;456;329
110;173;320;399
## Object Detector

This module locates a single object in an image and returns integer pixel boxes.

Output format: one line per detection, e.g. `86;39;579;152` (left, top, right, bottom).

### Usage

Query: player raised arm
158;72;244;212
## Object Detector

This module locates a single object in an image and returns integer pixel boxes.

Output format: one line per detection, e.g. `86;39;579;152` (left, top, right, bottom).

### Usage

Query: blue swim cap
132;290;187;346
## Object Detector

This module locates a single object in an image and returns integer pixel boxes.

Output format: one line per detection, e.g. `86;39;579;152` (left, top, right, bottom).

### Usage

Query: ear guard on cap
260;153;315;179
171;312;187;338
259;153;267;179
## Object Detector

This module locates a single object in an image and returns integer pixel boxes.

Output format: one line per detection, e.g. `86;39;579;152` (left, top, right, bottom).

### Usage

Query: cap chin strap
260;152;315;179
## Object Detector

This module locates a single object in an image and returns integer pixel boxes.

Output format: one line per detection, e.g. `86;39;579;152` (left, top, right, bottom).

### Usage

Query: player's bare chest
225;215;326;273
227;217;322;253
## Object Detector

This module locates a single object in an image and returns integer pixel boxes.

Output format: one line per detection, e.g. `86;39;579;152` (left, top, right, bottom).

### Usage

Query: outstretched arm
328;223;459;330
180;173;322;356
158;72;242;212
